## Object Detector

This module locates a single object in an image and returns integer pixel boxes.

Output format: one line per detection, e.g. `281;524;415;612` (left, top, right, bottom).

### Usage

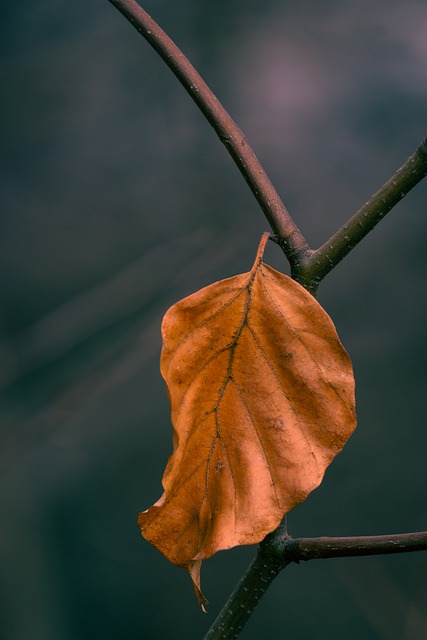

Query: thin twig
284;531;427;560
293;136;427;292
204;529;427;640
107;0;310;262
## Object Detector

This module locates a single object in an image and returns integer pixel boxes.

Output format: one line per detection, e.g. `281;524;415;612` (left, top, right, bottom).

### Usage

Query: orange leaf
138;233;356;602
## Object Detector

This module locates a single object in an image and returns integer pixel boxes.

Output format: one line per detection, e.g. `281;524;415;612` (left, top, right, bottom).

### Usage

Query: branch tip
296;134;427;289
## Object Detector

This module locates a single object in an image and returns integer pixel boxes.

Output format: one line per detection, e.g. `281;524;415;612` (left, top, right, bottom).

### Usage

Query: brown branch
204;527;427;640
106;0;310;262
293;136;427;292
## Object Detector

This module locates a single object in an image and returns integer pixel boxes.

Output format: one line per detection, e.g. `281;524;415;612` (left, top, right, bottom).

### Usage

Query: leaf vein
229;375;280;506
163;283;248;378
245;321;319;468
258;269;350;413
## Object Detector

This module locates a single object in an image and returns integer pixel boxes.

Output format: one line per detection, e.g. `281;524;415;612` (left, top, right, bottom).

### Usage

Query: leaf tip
188;559;209;612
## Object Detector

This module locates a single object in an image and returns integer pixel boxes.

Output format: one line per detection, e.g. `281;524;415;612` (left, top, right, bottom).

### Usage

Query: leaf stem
203;529;427;639
106;0;310;263
293;136;427;292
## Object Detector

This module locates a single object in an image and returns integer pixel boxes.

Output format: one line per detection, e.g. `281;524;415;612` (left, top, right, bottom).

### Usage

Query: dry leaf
138;232;356;605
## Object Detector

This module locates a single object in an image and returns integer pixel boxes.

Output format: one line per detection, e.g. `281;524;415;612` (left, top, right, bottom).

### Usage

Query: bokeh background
1;0;427;638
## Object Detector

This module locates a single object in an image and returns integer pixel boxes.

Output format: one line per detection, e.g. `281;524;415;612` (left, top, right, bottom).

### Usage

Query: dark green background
1;1;427;638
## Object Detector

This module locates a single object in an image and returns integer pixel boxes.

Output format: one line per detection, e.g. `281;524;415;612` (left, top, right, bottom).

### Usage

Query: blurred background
1;0;427;638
